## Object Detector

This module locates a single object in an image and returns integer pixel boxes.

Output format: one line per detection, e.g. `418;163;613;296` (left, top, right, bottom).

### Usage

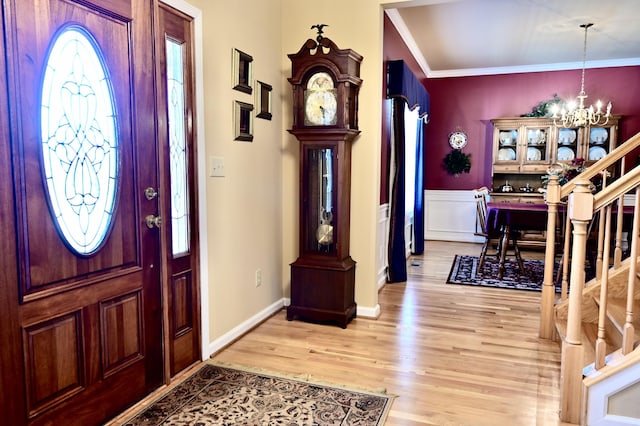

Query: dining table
486;201;550;279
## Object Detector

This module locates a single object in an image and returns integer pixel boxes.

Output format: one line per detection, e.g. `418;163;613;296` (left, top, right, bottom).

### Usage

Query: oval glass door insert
40;26;119;255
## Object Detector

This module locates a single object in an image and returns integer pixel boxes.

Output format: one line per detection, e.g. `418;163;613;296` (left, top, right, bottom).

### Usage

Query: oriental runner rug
446;254;561;293
119;362;393;425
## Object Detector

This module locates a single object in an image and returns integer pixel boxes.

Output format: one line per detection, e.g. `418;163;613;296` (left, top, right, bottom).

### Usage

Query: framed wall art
256;81;272;120
232;48;253;94
234;101;254;142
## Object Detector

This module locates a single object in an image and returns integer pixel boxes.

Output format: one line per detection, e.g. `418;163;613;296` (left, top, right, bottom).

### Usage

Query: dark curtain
386;60;429;282
387;98;407;282
413;118;425;255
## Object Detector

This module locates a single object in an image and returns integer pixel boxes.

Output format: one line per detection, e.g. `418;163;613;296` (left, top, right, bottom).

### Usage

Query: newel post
560;178;594;424
540;174;560;339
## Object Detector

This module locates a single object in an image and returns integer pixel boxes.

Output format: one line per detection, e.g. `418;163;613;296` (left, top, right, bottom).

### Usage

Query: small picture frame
234;101;254;142
256;81;272;120
232;48;253;94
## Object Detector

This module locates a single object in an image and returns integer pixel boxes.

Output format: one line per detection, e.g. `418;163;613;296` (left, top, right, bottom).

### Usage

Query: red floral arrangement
542;158;585;187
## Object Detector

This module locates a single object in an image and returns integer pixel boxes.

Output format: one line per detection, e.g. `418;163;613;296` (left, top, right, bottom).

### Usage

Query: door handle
145;215;162;229
144;187;158;200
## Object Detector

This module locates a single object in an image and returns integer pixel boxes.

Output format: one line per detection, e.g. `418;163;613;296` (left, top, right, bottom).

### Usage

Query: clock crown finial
310;24;329;43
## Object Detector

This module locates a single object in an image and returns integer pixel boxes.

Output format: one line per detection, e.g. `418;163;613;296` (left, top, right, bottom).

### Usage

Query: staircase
540;132;640;425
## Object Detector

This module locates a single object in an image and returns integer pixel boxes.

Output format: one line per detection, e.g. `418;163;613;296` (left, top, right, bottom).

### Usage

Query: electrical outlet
255;269;262;287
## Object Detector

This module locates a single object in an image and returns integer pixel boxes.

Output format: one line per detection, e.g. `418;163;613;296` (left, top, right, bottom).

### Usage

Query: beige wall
184;0;395;351
185;0;285;344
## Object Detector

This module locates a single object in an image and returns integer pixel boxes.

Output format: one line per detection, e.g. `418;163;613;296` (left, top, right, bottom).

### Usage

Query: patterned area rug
447;254;560;292
121;363;393;425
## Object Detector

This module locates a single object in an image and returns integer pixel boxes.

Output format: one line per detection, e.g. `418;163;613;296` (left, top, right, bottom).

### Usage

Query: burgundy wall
382;14;640;195
381;14;427;203
424;67;640;190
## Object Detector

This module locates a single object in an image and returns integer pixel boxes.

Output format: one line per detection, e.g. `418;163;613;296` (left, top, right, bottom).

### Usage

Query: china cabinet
490;116;620;203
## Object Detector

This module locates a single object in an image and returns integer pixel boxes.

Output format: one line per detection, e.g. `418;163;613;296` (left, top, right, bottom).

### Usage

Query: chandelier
551;23;612;128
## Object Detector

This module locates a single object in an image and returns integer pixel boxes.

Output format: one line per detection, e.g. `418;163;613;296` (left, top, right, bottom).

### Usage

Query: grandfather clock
286;28;363;328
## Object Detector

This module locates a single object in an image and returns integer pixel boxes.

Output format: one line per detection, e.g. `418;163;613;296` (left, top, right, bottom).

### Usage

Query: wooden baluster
595;199;606;280
615;159;626;266
560;178;593;424
595;204;612;370
614;194;624;267
622;187;639;355
595;170;610;280
541;174;560;339
561;212;572;300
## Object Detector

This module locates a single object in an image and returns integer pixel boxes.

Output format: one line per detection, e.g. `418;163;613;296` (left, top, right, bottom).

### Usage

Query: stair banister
560;132;640;199
539;131;640;424
540;136;640;339
593;166;640;209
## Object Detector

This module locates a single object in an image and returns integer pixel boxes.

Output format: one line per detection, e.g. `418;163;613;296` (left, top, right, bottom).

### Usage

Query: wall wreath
443;149;471;176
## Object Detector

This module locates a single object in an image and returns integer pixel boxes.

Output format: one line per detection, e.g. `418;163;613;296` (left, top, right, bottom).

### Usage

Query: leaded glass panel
166;38;190;256
40;26;118;256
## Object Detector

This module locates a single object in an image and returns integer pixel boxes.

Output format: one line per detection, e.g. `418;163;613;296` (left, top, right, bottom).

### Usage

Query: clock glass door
305;147;335;254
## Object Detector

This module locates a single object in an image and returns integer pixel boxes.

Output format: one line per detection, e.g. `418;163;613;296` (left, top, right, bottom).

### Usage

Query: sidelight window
166;38;190;256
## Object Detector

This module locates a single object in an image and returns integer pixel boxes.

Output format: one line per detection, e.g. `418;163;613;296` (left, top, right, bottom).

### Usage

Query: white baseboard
207;299;285;358
424;190;484;243
357;304;381;319
206;298;382;357
284;297;380;320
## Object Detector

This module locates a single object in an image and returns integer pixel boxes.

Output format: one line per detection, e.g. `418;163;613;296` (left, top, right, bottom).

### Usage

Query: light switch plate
209;156;225;177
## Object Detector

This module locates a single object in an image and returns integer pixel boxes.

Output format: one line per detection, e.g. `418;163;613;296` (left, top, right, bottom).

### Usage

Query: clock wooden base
287;257;356;328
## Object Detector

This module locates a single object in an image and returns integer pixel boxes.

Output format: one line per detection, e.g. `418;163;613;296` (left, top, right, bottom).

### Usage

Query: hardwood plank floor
213;241;571;425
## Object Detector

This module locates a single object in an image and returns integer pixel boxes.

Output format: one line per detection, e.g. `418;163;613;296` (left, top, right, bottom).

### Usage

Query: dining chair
472;187;524;273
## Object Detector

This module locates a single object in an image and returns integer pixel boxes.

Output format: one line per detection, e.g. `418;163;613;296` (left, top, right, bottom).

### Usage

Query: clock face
304;71;337;126
304;90;337;126
449;131;468;149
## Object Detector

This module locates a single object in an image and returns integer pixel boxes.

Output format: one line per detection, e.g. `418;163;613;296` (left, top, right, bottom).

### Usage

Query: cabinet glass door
556;128;578;163
587;127;610;161
525;128;547;162
497;129;518;162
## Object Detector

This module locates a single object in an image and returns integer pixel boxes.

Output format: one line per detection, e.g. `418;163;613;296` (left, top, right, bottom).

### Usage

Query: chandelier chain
578;23;592;97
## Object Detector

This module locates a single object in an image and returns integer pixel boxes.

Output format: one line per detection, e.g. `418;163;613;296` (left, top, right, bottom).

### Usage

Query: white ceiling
386;0;640;78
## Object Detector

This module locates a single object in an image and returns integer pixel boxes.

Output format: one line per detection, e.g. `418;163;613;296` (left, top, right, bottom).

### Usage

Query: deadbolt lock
145;215;162;229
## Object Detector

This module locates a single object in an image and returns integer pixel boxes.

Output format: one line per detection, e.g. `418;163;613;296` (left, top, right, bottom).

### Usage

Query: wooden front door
0;1;163;424
156;2;201;377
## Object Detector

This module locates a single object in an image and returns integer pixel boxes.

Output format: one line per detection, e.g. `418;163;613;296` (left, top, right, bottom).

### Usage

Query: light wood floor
212;241;572;426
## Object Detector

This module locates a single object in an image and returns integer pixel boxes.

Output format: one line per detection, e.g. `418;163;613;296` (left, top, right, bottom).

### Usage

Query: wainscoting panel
424;190;484;243
377;203;389;290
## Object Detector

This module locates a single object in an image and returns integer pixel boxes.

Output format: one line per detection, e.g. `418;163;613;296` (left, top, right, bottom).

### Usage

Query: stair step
555;321;596;367
605;297;640;333
592;296;640;344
